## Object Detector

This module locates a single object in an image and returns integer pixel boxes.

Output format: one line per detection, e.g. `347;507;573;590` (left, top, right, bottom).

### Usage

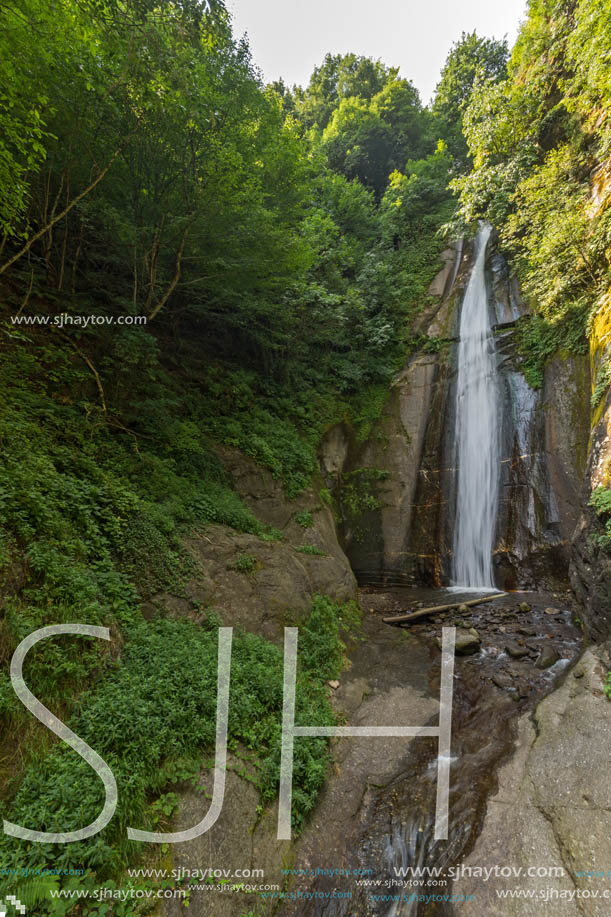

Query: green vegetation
295;511;314;528
341;468;390;543
295;545;327;556
0;0;462;901
11;0;611;905
0;595;356;908
592;360;611;410
234;553;258;574
589;486;611;549
515;306;589;389
342;469;389;517
432;31;509;167
297;595;361;681
453;0;611;389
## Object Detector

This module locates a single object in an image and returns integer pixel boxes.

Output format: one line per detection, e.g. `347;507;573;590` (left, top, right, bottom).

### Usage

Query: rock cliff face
334;352;440;584
571;296;611;641
493;330;589;589
323;239;591;592
147;445;357;643
569;162;611;642
318;242;468;586
454;644;611;916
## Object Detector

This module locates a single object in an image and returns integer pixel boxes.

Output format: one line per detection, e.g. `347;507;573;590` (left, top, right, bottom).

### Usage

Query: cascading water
452;223;499;589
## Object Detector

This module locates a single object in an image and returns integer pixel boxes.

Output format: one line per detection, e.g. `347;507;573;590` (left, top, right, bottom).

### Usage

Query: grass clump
234;552;258;574
295;545;326;556
589;486;611;549
515;305;589;390
0;595;358;907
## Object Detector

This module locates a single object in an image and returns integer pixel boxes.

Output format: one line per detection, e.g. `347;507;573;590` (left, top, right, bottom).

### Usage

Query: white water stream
452;223;499;588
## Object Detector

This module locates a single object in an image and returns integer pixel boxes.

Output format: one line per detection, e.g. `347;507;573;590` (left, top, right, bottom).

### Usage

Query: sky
227;0;528;105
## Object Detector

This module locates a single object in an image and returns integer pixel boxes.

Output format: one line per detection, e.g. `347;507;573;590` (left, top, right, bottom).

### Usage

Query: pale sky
227;0;528;105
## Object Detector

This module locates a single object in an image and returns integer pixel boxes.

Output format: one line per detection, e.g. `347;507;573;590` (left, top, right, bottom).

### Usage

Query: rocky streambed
286;588;584;916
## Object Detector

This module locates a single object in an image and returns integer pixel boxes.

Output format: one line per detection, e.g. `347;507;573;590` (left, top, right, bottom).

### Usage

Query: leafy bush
515;306;589;389
295;510;314;528
0;596;357;900
295;545;326;556
191;484;262;534
234;553;258;574
591;359;611;410
589;486;611;549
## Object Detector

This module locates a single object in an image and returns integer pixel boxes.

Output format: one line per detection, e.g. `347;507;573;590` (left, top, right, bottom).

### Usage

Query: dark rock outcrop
454;645;611;915
570;385;611;642
320;242;467;586
328;235;591;592
147;446;357;643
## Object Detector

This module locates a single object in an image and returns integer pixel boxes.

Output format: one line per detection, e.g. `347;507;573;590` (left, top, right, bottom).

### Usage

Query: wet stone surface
287;588;583;917
363;588;581;707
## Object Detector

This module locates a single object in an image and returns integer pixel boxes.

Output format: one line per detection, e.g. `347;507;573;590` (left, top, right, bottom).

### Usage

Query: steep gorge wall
317;157;611;643
571;303;611;640
492;259;590;591
323;237;592;594
318;242;467;585
147;445;357;643
569;160;611;641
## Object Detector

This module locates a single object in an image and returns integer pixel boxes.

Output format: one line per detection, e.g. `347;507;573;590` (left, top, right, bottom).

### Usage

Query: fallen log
382;592;506;625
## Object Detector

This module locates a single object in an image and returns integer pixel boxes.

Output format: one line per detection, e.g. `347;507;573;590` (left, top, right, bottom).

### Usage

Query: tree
321;98;395;196
294;53;393;129
319;78;429;197
432;31;509;166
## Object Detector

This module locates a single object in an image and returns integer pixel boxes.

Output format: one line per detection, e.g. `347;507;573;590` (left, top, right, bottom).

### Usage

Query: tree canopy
432;30;509;166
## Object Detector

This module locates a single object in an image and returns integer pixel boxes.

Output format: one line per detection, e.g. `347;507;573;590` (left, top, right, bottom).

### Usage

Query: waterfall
452;223;499;588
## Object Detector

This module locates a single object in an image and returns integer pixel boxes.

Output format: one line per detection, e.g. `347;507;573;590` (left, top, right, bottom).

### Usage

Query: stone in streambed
505;640;530;659
457;604;469;615
544;606;560;615
438;630;480;655
492;672;514;690
518;601;531;613
535;646;560;669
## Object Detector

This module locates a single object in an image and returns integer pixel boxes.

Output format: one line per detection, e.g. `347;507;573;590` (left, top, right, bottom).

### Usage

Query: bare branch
0;120;142;276
147;218;193;321
56;331;107;413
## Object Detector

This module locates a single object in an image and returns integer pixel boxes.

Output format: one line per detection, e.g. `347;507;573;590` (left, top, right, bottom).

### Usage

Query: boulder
492;672;514;690
454;630;481;655
454;647;611;915
505;640;530;659
436;631;480;654
535;646;560;669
